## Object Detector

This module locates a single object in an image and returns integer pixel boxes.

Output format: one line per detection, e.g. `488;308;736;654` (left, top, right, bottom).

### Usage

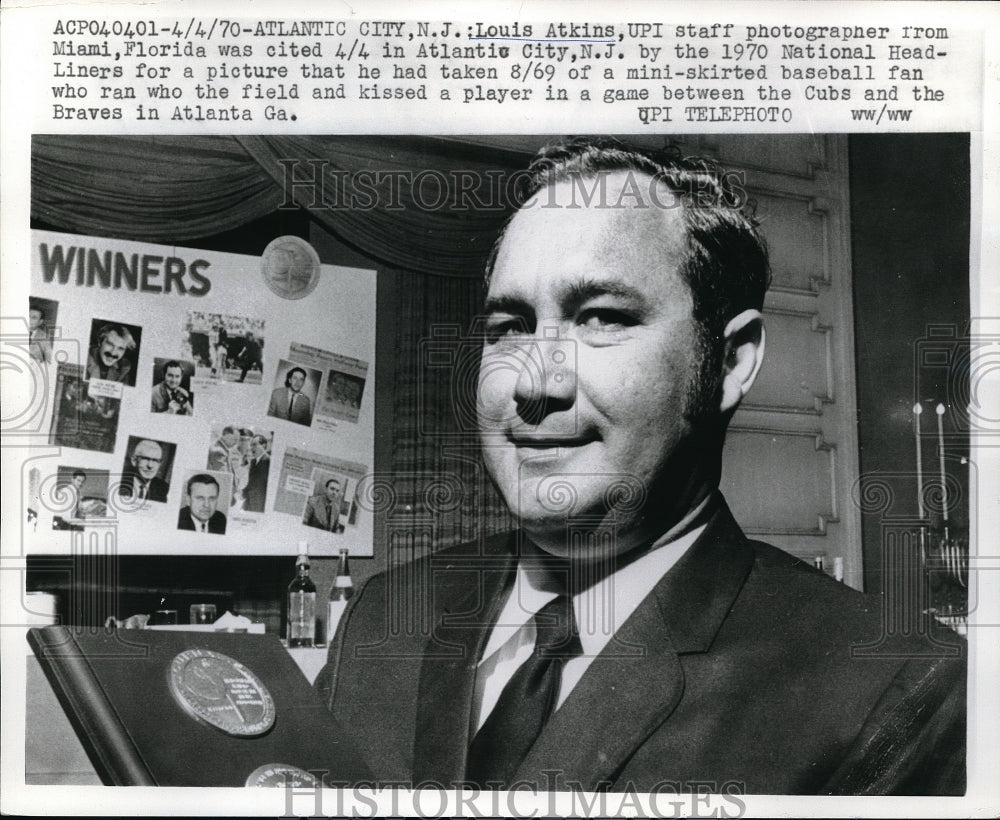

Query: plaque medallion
245;763;321;788
261;235;321;300
167;648;276;737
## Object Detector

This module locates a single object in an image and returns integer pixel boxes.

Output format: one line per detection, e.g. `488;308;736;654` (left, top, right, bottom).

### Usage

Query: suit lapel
412;539;517;783
513;502;755;789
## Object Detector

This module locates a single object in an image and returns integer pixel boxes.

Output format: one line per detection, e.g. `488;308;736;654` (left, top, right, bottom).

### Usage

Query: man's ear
719;309;765;415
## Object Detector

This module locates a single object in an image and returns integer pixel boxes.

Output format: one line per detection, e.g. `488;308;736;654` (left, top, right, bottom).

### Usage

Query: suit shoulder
352;532;513;596
739;538;965;661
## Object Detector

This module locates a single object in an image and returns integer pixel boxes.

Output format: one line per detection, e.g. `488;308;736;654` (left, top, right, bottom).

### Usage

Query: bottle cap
296;553;309;564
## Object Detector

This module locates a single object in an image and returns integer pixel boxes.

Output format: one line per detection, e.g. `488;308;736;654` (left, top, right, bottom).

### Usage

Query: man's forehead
492;173;689;300
135;441;161;456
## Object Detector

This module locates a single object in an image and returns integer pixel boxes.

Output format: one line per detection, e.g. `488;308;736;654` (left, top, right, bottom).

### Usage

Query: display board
25;230;376;556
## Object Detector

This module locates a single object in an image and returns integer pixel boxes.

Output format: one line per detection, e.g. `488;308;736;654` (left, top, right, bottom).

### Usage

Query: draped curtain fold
32;134;516;278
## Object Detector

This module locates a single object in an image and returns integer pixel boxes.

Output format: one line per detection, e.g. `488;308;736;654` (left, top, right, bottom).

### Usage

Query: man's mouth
508;433;597;450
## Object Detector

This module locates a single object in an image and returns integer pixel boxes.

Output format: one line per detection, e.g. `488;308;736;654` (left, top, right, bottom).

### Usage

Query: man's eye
485;317;529;343
578;308;636;331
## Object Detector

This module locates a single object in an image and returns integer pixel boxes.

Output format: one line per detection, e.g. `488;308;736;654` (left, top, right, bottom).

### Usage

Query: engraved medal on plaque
245;763;321;787
167;648;276;736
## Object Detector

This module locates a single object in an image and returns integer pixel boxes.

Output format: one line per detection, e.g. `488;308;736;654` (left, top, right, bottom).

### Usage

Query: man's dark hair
164;360;183;374
72;470;86;481
186;473;219;495
486;136;771;416
325;478;341;489
285;367;307;387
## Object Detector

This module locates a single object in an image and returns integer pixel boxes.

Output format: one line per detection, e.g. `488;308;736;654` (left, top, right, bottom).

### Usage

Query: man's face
98;331;128;367
164;366;182;389
250;438;266;459
189;481;219;523
222;430;238;448
478;172;706;557
72;475;85;490
325;481;341;502
29;309;43;330
289;371;305;393
131;441;163;480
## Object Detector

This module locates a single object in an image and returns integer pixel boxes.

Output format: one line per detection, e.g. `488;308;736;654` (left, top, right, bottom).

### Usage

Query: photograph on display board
204;425;274;512
273;446;366;536
150;358;195;415
49;362;121;454
28;295;58;365
323;366;367;424
183;311;265;385
267;359;320;427
52;465;111;529
118;435;177;504
302;474;349;534
176;470;232;536
85;318;142;386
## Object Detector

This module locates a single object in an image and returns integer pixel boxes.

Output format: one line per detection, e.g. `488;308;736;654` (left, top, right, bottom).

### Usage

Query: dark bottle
287;545;316;647
326;548;354;645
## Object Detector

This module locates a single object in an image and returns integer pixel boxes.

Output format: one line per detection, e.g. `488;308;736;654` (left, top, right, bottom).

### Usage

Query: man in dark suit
317;138;965;795
302;478;344;533
235;331;263;383
242;434;270;513
177;473;226;534
120;438;169;503
267;366;312;425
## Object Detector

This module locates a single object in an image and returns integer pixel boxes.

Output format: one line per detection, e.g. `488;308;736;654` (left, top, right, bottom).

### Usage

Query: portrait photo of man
302;477;345;533
317;138;967;797
267;362;316;426
85;320;140;385
150;359;193;415
177;472;227;535
119;437;173;503
28;296;57;365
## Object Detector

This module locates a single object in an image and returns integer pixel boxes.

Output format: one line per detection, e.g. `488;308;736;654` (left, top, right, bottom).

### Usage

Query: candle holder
923;525;969;635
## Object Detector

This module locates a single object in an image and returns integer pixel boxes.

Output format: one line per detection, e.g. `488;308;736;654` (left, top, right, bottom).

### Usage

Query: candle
913;403;924;519
936;403;949;539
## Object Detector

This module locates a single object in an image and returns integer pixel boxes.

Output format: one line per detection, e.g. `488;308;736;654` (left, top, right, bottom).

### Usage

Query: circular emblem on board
245;763;321;788
167;648;276;737
261;235;321;300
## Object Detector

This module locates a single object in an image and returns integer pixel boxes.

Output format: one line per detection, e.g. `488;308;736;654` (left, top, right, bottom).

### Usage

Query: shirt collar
480;496;715;664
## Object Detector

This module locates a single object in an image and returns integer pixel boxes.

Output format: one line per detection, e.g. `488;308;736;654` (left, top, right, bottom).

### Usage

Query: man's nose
513;333;576;423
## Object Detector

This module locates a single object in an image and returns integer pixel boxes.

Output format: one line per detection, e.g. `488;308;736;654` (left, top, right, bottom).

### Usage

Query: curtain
32;135;519;278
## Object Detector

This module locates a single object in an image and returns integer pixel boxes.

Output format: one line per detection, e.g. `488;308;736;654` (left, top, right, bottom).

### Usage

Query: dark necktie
287;393;295;419
327;501;336;531
466;594;582;785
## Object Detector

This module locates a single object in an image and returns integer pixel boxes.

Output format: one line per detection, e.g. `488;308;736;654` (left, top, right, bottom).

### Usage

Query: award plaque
167;649;277;737
28;626;371;786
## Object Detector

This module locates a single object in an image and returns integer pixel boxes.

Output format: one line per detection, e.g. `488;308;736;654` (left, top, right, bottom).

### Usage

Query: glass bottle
326;548;354;645
287;545;316;647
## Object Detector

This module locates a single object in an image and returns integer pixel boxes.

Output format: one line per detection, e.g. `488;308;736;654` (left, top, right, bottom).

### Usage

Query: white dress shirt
471;502;711;733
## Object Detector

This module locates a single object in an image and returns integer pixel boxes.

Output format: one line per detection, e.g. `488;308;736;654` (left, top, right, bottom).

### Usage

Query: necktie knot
533;594;582;658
